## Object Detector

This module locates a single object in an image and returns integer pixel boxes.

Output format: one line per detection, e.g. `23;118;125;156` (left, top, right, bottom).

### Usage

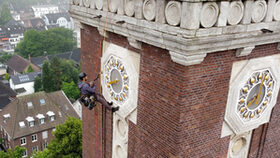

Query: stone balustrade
70;0;280;66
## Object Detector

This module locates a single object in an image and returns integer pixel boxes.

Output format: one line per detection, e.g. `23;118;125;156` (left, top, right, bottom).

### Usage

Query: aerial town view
0;0;280;158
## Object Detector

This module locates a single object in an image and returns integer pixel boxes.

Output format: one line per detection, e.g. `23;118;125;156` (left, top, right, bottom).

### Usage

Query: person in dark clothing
78;72;119;112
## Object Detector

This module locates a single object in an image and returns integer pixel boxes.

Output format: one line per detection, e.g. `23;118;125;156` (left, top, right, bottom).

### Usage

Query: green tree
4;73;10;80
0;52;12;63
0;146;26;158
62;81;80;100
16;28;76;58
27;65;34;73
42;61;55;92
34;76;43;92
47;117;82;158
50;57;62;90
33;150;49;158
60;59;79;84
0;3;12;25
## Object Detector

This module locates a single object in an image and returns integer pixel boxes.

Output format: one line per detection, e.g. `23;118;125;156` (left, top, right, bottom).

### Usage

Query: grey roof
45;12;71;23
6;54;41;74
0;91;79;139
10;72;41;85
31;48;80;68
0;82;16;109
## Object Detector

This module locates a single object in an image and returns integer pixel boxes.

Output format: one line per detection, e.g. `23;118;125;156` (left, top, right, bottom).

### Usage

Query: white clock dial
104;56;129;103
237;70;274;121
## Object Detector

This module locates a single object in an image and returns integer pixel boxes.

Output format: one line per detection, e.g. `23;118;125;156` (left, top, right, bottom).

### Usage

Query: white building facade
32;5;59;18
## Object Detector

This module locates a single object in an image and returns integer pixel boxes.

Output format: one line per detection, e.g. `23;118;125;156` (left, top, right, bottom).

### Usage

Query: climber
78;72;119;112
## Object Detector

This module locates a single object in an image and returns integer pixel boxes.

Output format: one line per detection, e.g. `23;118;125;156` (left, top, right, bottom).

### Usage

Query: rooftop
0;82;16;109
10;72;41;85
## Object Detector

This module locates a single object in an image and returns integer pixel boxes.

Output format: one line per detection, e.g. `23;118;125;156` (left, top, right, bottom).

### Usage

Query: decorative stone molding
200;2;219;28
236;46;255;57
70;0;280;66
274;1;280;21
252;0;267;23
228;1;244;25
277;43;280;50
97;28;108;38
127;37;142;49
83;0;91;8
165;1;181;26
227;131;252;158
143;0;156;21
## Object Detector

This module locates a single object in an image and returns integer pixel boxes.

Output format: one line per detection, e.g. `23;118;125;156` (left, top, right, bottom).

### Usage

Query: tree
62;81;80;100
47;117;82;158
0;52;12;63
0;146;26;158
16;28;76;58
0;3;12;25
34;76;43;92
42;61;55;92
4;73;10;80
27;65;34;73
50;57;62;90
60;59;79;84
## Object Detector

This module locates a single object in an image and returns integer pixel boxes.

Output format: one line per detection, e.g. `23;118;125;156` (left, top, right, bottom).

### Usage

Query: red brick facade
81;24;280;158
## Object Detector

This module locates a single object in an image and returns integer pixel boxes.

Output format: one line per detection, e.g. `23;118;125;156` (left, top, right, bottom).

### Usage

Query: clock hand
247;96;257;107
256;75;265;104
108;79;119;85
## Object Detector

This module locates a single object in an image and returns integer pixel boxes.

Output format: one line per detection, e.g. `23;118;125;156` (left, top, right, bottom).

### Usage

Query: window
23;149;27;157
27;102;33;108
20;137;26;145
42;131;48;139
39;118;45;124
29;121;34;127
40;99;45;105
50;116;55;121
31;134;37;142
32;146;38;154
43;142;48;149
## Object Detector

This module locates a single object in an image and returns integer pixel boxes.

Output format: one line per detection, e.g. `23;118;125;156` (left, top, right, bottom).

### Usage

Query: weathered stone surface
109;0;120;13
200;2;219;28
155;0;166;23
273;0;280;21
241;0;253;24
165;1;181;26
236;46;255;57
95;0;103;10
125;0;135;17
252;0;267;23
127;37;142;49
143;0;156;21
134;0;143;19
264;0;276;22
216;1;229;27
228;1;244;25
180;2;201;29
117;0;124;15
83;0;90;8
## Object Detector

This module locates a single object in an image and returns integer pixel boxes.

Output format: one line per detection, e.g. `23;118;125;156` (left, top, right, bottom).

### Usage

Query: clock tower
70;0;280;157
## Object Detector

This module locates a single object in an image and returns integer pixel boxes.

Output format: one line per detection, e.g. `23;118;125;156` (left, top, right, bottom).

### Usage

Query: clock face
104;56;129;103
237;70;275;121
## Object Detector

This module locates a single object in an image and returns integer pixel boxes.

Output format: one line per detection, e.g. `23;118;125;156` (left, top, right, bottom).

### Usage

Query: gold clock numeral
263;100;268;105
115;61;118;66
258;73;263;79
240;98;245;103
240;107;245;113
265;75;269;81
123;75;128;80
250;78;255;84
268;91;272;96
119;97;123;101
120;66;124;71
269;82;273;87
115;96;118;101
107;66;109;71
123;93;126;98
110;91;113;96
110;61;113;66
244;112;248;118
106;75;109;79
124;85;128;90
243;87;248;93
107;83;110;88
257;109;262;114
250;113;255;118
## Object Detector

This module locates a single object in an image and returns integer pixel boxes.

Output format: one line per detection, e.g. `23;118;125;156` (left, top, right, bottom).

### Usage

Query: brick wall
81;24;280;158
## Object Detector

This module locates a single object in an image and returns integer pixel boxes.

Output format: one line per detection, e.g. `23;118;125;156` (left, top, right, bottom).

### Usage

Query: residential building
70;1;280;158
31;5;59;18
0;20;25;52
0;82;16;110
0;64;7;76
43;12;73;30
0;91;79;156
6;55;40;75
9;72;41;96
30;48;80;68
23;18;47;31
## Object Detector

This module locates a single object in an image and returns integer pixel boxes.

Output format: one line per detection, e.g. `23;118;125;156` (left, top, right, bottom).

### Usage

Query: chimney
28;54;31;62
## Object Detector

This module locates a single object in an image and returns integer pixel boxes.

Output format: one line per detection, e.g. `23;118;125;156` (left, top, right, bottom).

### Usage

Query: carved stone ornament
95;0;103;10
228;1;244;25
73;0;80;5
143;0;156;21
252;0;267;23
224;55;280;135
109;0;120;13
125;0;135;17
274;1;280;21
200;2;219;28
165;1;181;26
227;131;252;158
83;0;90;8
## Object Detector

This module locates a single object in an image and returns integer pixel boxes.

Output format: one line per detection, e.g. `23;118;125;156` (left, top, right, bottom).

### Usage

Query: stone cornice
70;0;280;66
